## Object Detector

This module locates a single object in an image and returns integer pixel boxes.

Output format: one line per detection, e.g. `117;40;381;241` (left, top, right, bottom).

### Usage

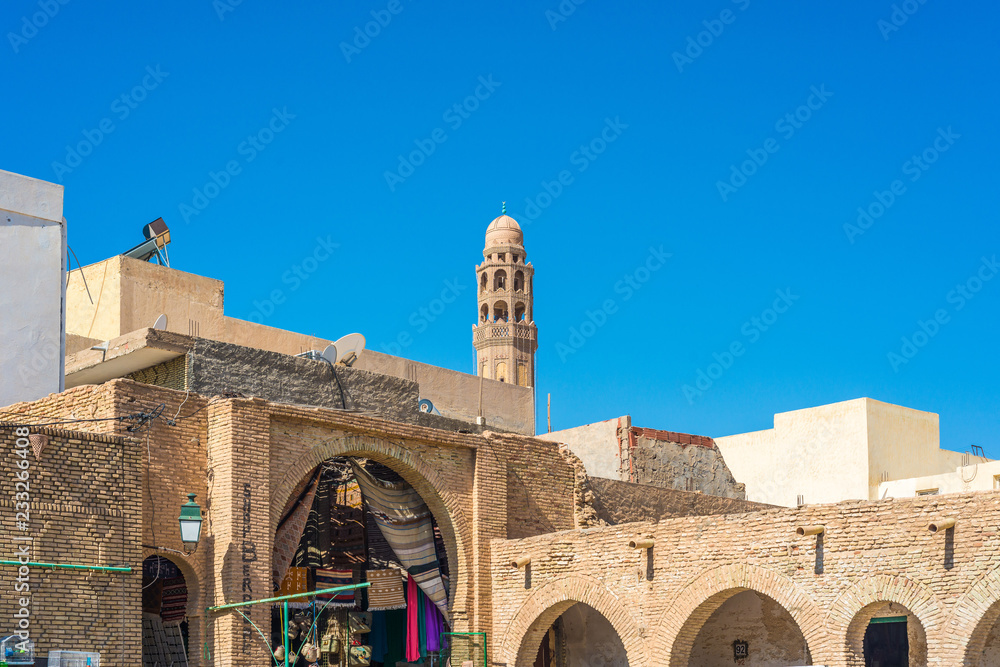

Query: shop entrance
271;457;451;666
141;555;190;666
863;616;909;667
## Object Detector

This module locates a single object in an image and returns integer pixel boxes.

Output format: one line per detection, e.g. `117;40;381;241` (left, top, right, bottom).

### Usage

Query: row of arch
501;565;1000;665
481;300;529;323
480;268;531;293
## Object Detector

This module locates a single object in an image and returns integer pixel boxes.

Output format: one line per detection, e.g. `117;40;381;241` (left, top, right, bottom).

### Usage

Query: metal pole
0;559;132;573
547;393;551;433
283;600;289;667
206;582;369;612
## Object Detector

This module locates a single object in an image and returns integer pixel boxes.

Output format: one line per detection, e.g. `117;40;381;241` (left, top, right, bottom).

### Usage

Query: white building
0;169;66;407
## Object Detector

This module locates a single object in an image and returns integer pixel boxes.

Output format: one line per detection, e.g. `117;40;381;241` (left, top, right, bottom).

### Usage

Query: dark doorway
864;616;908;667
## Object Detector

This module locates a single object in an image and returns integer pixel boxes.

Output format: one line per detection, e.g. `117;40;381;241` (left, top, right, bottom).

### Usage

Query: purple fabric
424;592;446;651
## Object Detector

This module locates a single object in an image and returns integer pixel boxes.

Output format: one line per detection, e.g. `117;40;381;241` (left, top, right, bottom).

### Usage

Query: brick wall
0;423;141;665
491;490;1000;666
587;476;772;525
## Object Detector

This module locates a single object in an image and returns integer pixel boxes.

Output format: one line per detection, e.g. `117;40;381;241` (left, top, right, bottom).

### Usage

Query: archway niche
973;604;1000;667
529;602;628;667
141;554;193;666
846;601;927;667
687;590;812;666
272;456;453;664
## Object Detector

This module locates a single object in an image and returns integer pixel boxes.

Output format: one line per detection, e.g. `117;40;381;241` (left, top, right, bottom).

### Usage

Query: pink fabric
406;575;420;661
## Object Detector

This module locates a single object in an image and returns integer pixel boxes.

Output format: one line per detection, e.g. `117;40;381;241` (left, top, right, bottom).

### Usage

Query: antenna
332;333;366;366
153;314;167;330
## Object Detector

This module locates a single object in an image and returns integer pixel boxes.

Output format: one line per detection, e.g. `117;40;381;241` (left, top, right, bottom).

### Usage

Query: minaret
473;204;537;387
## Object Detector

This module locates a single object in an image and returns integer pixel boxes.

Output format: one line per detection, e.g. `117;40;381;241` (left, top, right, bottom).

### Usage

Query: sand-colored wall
865;398;966;499
538;417;624;479
355;349;535;435
716;399;871;507
67;257;123;340
717;398;973;507
879;458;1000;498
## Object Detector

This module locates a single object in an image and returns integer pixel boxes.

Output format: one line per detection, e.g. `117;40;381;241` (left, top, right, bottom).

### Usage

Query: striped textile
160;577;188;624
315;568;356;607
366;569;406;611
273;472;320;589
350;461;449;620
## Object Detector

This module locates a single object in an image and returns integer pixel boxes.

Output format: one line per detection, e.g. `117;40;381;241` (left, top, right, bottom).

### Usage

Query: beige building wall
354;349;535;434
716;398;971;507
879;458;1000;498
65;255;535;433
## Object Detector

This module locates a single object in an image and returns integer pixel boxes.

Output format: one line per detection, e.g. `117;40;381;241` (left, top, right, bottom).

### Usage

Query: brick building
3;179;1000;666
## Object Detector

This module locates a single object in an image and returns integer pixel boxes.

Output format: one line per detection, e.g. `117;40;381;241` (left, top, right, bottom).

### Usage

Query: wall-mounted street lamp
179;493;203;552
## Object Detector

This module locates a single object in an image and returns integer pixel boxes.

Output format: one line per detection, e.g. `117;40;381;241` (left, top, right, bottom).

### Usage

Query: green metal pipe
444;632;488;666
206;582;370;612
0;559;132;573
283;600;289;667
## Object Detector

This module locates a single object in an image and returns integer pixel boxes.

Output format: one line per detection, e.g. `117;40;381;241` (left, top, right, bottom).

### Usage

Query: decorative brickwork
0;423;141;666
492;492;1000;666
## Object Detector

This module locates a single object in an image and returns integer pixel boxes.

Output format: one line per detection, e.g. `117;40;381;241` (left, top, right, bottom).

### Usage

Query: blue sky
4;1;999;454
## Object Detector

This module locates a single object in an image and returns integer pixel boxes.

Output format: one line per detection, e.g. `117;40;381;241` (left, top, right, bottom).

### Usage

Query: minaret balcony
473;321;536;343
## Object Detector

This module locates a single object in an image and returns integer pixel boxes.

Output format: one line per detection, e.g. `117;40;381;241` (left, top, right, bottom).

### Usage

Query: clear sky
4;1;998;455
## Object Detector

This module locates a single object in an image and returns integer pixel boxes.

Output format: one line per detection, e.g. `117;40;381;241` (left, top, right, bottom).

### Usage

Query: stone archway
267;432;473;623
140;549;205;666
499;575;650;667
826;574;943;666
654;563;827;665
952;566;1000;665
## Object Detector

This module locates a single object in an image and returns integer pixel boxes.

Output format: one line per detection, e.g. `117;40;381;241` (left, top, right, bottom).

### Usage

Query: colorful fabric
350;461;449;619
383;609;407;666
273;472;320;589
315;568;355;607
160;576;188;624
370;611;390;662
277;566;309;597
366;569;406;611
406;575;420;662
143;555;181;580
424;589;446;652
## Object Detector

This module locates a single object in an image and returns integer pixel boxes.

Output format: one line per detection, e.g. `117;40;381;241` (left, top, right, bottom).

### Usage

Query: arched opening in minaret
514;270;524;291
496;361;508;383
480;303;489;322
494;269;507;290
493;300;509;322
514;302;526;322
480;272;488;292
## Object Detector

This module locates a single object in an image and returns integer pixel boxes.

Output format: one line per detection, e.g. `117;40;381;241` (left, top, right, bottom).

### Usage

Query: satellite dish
418;399;439;415
332;333;366;366
321;344;338;364
153;314;167;330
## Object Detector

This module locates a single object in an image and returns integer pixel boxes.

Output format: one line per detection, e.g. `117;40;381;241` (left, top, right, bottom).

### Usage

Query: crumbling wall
588;476;771;525
630;428;746;499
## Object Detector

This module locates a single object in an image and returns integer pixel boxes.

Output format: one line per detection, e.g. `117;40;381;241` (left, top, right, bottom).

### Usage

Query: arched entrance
688;590;813;665
846;601;927;666
827;574;940;666
500;575;649;667
268;432;472;623
142;554;193;666
656;565;824;665
271;454;456;665
531;602;628;667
